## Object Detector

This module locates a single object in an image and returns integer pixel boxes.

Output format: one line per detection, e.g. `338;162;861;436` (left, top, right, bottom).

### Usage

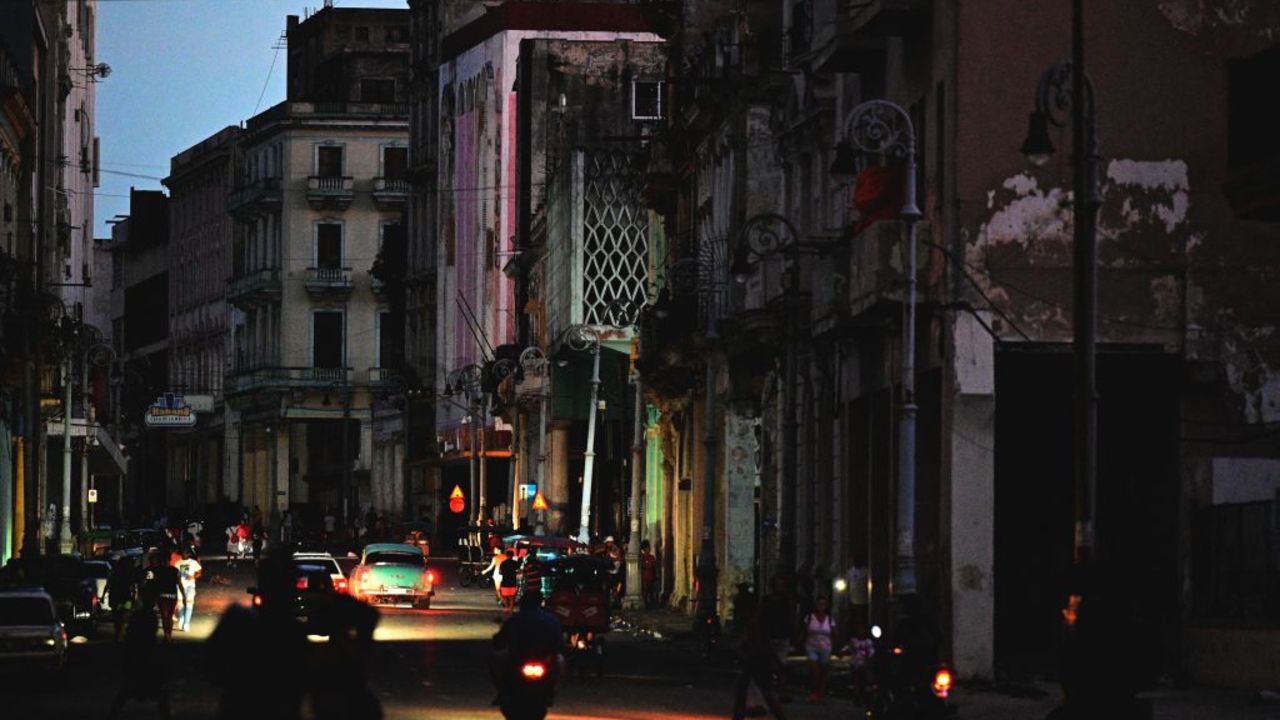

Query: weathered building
105;189;171;521
636;0;1280;690
410;0;660;545
1;0;107;559
225;6;410;527
163;126;240;512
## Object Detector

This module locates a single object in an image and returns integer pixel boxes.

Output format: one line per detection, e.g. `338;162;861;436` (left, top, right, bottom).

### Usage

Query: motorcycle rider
490;590;564;715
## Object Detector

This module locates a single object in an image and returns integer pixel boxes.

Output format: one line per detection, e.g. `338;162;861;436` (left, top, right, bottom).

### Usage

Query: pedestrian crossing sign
531;491;548;511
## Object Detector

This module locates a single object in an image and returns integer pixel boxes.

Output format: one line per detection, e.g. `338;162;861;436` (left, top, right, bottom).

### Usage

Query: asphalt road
1;556;855;720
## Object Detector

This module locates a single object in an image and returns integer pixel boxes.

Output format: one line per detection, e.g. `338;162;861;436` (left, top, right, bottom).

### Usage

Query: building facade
225;7;410;527
410;0;660;546
163;126;240;512
632;0;1280;690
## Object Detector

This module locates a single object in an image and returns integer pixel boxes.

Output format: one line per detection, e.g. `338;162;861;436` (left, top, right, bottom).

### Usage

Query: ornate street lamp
835;98;922;599
561;324;602;546
1023;51;1100;567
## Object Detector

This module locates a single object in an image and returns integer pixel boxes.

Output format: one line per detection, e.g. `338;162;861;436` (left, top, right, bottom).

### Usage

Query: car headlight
44;638;57;647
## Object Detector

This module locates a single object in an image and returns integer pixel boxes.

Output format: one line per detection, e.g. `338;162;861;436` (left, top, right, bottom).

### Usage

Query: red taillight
335;578;348;593
296;577;309;590
520;661;546;680
933;667;953;698
252;594;263;607
426;571;435;585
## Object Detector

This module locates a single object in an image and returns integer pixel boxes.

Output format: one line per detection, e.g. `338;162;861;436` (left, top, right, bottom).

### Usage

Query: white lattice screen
582;150;649;325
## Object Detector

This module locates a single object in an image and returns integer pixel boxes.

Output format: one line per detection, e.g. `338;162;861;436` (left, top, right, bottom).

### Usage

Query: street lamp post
565;324;602;546
1020;0;1100;568
447;364;484;530
517;347;550;535
601;300;646;610
833;99;922;599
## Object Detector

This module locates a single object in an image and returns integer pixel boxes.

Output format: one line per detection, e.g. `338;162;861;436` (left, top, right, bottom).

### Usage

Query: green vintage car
349;543;435;609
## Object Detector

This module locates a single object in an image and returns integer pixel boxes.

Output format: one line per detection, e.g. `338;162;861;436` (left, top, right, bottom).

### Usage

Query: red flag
852;163;906;234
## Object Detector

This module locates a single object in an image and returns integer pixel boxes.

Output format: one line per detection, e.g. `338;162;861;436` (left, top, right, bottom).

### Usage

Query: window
312;311;343;369
316;223;342;269
382;146;407;179
377;311;401;368
632;81;664;120
361;78;396;103
316;145;343;178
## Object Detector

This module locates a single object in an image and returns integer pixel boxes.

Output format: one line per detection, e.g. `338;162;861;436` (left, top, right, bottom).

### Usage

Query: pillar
949;310;996;678
721;410;757;612
274;422;290;513
547;422;570;535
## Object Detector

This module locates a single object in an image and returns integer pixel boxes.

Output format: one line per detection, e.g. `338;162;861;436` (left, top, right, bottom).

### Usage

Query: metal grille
582;150;649;325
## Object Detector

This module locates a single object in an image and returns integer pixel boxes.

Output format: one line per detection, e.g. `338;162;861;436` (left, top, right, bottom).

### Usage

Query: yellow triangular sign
449;484;465;500
531;491;548;511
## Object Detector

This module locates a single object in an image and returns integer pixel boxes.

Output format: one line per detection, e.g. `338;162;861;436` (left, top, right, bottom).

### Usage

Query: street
0;557;858;720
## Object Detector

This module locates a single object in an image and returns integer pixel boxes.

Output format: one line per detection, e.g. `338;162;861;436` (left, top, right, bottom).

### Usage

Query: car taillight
252;594;263;607
425;571;435;585
933;667;953;698
335;578;348;593
520;661;546;680
296;577;309;590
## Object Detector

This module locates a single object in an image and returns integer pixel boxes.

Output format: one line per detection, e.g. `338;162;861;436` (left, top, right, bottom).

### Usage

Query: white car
292;551;348;594
0;589;68;672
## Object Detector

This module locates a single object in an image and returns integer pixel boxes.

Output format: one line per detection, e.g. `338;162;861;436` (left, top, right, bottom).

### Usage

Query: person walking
106;602;172;720
481;546;508;604
801;596;836;702
732;608;789;720
640;540;658;609
141;552;185;642
105;556;139;643
176;550;203;633
497;552;520;615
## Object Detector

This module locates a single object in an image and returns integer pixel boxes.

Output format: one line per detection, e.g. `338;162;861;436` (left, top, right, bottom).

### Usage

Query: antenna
324;0;334;8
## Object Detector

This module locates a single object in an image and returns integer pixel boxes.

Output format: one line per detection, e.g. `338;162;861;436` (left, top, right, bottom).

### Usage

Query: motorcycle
867;624;956;720
496;653;561;720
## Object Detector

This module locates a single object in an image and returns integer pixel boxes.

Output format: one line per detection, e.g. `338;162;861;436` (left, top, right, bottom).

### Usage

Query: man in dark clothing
141;552;185;642
206;552;310;720
758;576;797;698
490;590;564;708
106;603;171;720
732;612;788;720
520;553;545;602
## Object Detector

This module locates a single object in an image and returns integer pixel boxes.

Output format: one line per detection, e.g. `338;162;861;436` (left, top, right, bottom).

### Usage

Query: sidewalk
616;607;1280;720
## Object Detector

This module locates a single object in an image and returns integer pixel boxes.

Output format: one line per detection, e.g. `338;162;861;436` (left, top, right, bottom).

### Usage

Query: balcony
839;0;929;36
368;367;403;390
305;266;353;296
306;175;354;210
226;267;281;309
228;177;282;218
226;365;354;396
372;177;410;210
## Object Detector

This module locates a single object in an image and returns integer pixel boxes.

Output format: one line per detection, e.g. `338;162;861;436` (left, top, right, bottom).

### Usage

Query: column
949;310;996;678
274;422;290;513
547;422;570;535
721;411;757;611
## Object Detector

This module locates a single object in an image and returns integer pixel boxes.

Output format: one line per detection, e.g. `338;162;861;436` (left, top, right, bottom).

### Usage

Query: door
312;311;343;370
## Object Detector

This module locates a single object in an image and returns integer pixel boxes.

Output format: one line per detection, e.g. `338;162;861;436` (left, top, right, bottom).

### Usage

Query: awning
43;419;128;475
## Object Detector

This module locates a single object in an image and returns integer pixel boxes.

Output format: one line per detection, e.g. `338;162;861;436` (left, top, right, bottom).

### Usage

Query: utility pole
624;375;645;608
535;359;549;535
80;355;90;534
478;394;489;523
59;354;74;554
574;328;602;546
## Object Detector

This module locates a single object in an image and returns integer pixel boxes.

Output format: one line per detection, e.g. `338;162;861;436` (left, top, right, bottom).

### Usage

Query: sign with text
144;393;196;428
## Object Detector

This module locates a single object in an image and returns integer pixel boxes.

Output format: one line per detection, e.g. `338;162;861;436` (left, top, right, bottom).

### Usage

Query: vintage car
348;543;434;608
0;588;68;673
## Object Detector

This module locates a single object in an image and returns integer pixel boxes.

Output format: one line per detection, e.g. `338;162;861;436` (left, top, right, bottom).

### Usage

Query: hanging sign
448;485;466;514
144;393;196;428
531;491;549;512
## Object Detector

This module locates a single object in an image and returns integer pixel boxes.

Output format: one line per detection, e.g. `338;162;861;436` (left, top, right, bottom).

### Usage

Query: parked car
248;563;341;634
0;588;68;672
291;552;348;594
349;543;434;609
0;555;99;634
